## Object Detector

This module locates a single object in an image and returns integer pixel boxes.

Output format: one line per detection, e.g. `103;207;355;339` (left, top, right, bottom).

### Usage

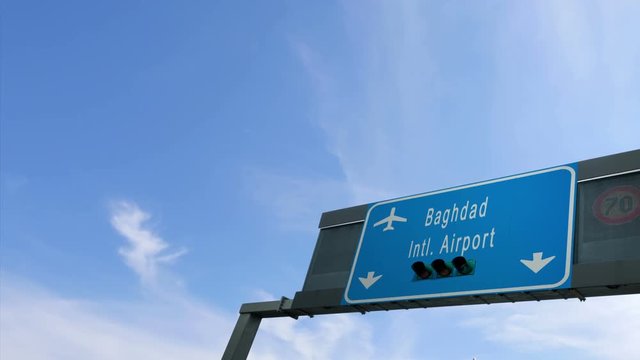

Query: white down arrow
358;272;382;289
520;252;556;274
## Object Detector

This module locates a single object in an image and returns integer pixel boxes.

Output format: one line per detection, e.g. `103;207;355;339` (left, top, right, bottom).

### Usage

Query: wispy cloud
287;2;640;359
293;2;496;203
0;277;379;360
252;313;374;360
246;170;356;232
295;2;640;202
462;295;640;359
110;201;187;284
6;274;637;360
2;202;380;360
0;276;232;360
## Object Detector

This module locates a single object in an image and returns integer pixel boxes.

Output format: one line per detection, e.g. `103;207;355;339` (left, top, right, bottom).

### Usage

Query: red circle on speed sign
592;185;640;225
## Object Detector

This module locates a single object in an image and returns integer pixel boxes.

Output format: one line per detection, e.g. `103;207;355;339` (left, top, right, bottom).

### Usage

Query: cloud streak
284;2;640;359
0;277;379;360
462;295;640;359
110;201;187;284
295;1;640;203
0;276;232;360
246;170;356;233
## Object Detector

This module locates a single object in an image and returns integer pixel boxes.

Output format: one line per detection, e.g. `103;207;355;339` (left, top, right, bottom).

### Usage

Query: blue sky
1;1;639;359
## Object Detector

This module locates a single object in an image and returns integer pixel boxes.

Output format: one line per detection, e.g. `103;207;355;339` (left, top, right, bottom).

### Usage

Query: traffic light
411;257;476;280
411;261;432;279
431;259;452;277
452;256;474;275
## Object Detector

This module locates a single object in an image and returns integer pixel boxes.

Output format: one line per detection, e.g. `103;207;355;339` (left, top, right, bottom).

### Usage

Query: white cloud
5;199;640;360
294;2;640;204
462;295;640;359
0;276;232;360
250;314;374;360
0;276;381;360
287;2;640;360
294;2;499;203
246;290;374;359
1;202;378;360
110;200;187;284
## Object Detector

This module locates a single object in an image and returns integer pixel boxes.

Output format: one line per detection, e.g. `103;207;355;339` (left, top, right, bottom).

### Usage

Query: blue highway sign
344;165;577;304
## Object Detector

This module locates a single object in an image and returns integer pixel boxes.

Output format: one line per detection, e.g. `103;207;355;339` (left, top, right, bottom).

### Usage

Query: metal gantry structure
223;149;640;360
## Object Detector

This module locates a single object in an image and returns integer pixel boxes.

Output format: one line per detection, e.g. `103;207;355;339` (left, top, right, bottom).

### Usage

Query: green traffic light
452;256;475;275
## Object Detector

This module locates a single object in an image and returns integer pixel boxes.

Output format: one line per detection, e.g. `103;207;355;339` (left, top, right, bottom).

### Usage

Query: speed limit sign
592;185;640;225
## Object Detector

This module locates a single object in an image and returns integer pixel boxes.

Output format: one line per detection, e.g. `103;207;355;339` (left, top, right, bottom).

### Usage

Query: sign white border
344;165;577;305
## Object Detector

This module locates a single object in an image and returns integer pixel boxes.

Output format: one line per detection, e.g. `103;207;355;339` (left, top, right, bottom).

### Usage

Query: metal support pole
221;313;262;360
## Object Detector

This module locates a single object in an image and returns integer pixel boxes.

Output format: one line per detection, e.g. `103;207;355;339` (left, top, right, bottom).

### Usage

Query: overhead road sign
225;151;639;360
344;165;577;304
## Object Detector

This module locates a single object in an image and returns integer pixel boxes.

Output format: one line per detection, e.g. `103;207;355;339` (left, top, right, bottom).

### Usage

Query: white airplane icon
373;207;407;231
